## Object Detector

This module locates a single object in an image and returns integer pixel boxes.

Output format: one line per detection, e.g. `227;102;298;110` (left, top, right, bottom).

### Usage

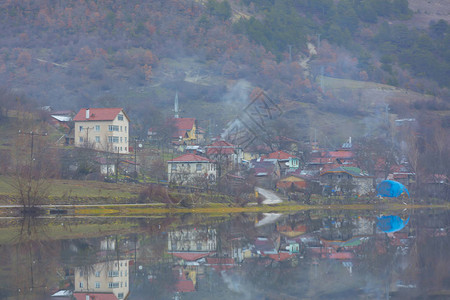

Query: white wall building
73;108;130;154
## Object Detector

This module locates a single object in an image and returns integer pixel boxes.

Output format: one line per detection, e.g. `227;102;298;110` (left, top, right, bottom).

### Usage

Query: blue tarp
376;180;410;198
377;215;410;233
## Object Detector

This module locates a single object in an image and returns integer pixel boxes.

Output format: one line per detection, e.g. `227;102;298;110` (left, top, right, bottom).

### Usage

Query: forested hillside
0;0;449;139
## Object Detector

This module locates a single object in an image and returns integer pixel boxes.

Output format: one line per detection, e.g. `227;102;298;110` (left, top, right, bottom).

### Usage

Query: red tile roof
168;154;211;162
327;151;354;159
170;118;196;138
206;140;236;155
74;293;118;300
173;118;195;130
73;108;124;121
262;150;295;160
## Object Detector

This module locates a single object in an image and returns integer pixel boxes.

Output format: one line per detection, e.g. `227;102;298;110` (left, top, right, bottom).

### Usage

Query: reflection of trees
6;217;60;299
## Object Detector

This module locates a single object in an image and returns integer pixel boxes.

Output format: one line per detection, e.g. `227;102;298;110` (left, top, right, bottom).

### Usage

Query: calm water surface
0;209;448;300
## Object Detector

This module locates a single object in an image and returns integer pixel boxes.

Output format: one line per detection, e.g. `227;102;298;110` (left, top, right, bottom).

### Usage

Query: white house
73;108;130;154
168;154;217;185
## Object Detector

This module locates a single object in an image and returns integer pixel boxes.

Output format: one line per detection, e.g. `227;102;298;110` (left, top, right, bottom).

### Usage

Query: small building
276;175;307;191
167;154;217;185
319;166;374;196
73;108;130;154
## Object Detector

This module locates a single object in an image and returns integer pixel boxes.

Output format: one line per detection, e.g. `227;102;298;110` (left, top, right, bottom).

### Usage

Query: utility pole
18;130;48;163
134;137;138;178
116;148;120;183
18;130;48;208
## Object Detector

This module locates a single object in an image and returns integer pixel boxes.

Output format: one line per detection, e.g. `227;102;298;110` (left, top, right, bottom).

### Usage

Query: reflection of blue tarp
376;180;410;198
377;215;410;233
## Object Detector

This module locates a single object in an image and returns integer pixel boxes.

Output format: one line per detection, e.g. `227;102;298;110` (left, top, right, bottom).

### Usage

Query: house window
125;281;127;287
79;137;84;143
95;125;100;131
125;270;127;276
120;147;122;151
108;125;119;131
120;137;123;143
118;293;124;299
79;126;83;132
95;271;100;277
196;164;202;172
171;164;177;171
125;262;127;267
118;114;124;121
95;282;100;288
108;271;119;277
120;126;123;132
125;137;127;143
108;136;119;143
125;126;127;132
197;242;202;250
95;136;100;143
80;271;84;277
108;282;119;288
79;282;83;288
125;147;127;152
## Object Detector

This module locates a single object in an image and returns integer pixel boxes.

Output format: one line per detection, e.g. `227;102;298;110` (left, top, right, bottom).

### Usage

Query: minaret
174;91;179;118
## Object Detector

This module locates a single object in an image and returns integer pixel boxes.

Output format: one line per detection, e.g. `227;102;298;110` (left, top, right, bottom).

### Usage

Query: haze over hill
0;0;449;142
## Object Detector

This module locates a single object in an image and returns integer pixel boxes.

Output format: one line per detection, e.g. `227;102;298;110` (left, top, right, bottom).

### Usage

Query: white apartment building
73;108;130;154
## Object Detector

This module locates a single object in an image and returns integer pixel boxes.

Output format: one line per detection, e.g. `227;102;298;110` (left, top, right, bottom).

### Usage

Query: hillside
0;0;449;142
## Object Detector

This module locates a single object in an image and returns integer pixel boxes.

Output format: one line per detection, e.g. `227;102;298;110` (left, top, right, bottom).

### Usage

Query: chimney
86;108;90;119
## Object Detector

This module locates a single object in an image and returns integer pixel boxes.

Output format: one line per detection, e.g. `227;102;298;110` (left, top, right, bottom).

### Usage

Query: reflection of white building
74;260;129;300
168;227;217;261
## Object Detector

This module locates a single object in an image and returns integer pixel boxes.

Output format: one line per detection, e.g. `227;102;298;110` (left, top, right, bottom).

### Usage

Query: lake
0;208;448;299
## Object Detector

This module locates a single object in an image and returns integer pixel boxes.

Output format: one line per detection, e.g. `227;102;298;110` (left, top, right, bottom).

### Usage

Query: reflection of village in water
1;210;448;300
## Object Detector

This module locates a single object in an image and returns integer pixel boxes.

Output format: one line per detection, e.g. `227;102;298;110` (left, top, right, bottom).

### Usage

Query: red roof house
73;108;127;121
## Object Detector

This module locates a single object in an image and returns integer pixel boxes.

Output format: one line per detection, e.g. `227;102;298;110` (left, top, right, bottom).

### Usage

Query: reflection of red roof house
277;224;307;238
170;251;215;261
168;154;211;162
206;141;237;155
327;252;354;260
74;293;118;300
174;268;196;293
263;251;296;262
205;257;236;271
308;247;354;260
176;280;195;293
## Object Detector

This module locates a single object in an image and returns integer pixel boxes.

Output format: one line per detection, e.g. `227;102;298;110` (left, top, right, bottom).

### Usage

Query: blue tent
376;180;410;198
377;215;410;233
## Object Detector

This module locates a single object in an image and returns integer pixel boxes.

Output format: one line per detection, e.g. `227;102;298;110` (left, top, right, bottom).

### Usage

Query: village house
167;153;217;185
73;108;130;154
276;175;307;192
319;166;374;196
206;140;243;173
171;117;198;144
74;260;129;300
